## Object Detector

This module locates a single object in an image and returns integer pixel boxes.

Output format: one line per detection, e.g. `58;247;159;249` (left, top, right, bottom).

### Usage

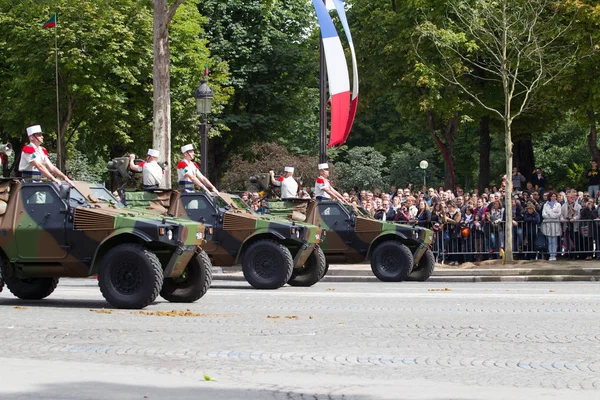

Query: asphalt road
1;279;599;399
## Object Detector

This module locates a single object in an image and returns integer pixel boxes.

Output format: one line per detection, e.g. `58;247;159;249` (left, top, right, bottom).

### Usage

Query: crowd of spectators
240;162;600;265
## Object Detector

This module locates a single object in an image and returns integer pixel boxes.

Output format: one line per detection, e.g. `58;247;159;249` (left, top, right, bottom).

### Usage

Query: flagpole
54;13;61;171
319;0;327;163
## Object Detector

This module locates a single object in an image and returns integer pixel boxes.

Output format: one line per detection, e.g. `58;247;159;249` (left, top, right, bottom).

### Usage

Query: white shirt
274;175;298;199
19;143;48;173
141;161;164;187
315;176;332;199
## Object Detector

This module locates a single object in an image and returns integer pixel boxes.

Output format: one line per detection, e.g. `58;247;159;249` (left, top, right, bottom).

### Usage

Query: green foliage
220;142;318;192
533;115;589;190
388;143;442;190
333;146;388;192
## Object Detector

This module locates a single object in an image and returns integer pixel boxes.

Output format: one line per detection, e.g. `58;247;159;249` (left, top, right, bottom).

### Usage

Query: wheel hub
254;252;277;278
112;262;141;295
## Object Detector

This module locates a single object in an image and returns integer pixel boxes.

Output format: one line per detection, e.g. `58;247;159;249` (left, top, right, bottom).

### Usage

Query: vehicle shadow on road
0;297;115;310
0;381;373;400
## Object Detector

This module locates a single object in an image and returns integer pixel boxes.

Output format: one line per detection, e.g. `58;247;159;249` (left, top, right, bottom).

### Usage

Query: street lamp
194;78;213;176
419;160;429;188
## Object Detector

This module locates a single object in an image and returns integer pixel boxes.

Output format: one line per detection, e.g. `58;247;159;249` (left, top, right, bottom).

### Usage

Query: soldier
19;125;73;185
129;149;164;191
269;166;298;199
315;163;345;202
177;144;218;194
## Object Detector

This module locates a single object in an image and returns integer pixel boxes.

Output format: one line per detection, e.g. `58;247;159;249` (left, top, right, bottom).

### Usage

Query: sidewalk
212;259;600;283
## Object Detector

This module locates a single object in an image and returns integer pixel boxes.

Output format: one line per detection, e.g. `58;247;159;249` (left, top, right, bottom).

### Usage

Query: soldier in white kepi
269;166;298;199
19;125;73;185
177;144;218;193
129;149;164;191
315;162;345;202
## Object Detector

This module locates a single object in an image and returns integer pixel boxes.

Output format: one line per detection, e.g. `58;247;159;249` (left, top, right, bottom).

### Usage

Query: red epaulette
193;162;199;169
177;161;188;169
138;161;146;167
42;147;49;156
278;176;284;182
316;177;325;184
22;145;35;154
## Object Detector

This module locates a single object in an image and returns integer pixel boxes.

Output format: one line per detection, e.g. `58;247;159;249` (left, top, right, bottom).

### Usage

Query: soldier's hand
65;178;75;187
269;170;274;175
129;154;135;160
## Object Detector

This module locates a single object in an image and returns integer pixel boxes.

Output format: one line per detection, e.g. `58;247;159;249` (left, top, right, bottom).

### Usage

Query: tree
415;0;577;262
197;0;320;186
334;146;388;192
152;0;186;188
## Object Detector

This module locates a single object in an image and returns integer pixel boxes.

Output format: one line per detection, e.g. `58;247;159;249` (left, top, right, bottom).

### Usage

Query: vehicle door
318;202;352;252
16;184;68;260
179;193;219;251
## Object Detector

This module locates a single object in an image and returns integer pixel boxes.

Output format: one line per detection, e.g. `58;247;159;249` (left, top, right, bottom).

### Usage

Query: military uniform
131;149;164;190
177;144;203;191
315;163;332;200
19;125;49;182
273;166;298;199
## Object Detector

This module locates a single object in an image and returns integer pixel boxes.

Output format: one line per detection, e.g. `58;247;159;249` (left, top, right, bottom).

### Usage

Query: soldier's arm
129;154;143;172
199;173;218;194
269;171;281;187
30;159;60;184
324;187;346;203
45;159;73;185
185;171;210;192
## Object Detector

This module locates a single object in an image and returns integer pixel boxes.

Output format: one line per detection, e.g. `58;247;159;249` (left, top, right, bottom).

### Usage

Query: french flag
313;0;350;148
330;0;359;145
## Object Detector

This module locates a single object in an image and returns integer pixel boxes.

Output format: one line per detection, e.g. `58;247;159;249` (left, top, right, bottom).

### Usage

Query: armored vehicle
121;189;325;289
0;179;213;309
252;173;435;282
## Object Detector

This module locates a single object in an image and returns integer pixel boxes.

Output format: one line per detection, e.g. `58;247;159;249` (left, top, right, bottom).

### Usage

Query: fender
234;229;287;264
366;232;410;260
89;228;154;275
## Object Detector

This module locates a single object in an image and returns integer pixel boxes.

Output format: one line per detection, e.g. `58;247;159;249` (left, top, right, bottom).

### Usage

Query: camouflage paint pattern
0;180;208;280
122;190;322;269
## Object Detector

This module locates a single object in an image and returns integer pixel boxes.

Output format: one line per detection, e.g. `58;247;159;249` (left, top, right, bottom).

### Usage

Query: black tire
98;243;163;309
406;249;435;281
320;260;330;280
371;241;414;282
288;246;326;287
0;264;4;294
242;239;293;289
160;251;213;303
4;276;59;300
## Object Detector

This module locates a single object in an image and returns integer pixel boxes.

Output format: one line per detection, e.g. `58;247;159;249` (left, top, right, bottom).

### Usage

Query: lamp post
194;78;213;176
419;160;429;188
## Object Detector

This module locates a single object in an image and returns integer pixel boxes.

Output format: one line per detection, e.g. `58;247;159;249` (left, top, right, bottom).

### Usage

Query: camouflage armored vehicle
107;156;326;290
121;190;325;289
252;173;435;282
0;179;213;309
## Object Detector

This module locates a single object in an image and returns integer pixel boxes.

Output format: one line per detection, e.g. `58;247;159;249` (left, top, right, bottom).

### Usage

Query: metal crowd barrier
428;219;600;262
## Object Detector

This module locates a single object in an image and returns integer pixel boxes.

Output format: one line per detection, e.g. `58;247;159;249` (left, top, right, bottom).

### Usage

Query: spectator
579;198;597;259
561;189;581;259
512;167;526;191
522;202;541;259
415;200;431;228
445;201;462;265
531;168;547;193
374;199;395;221
586;160;600;200
541;191;562;261
472;213;485;262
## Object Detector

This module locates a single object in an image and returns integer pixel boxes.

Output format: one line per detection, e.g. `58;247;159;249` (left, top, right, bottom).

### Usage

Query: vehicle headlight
167;229;173;241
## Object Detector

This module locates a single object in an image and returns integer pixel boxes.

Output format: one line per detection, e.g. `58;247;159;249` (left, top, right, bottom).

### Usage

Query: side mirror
59;183;71;201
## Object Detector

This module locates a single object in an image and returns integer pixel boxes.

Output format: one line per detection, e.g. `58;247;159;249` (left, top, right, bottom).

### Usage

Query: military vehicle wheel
288;246;326;287
371;241;413;282
242;239;293;289
320;260;330;280
406;249;435;281
160;251;213;303
98;243;163;309
4;276;59;300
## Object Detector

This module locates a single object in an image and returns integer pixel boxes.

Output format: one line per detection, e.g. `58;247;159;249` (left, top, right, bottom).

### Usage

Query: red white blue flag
330;0;359;145
313;0;350;148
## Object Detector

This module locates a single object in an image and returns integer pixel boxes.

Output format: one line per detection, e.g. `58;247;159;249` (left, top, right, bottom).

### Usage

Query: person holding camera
129;149;164;191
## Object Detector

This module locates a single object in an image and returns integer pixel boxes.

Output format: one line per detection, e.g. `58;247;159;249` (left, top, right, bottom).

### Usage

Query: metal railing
429;219;600;262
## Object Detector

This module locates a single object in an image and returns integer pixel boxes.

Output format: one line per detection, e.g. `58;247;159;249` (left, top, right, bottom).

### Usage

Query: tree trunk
478;115;491;192
504;118;514;263
587;110;600;162
153;1;171;187
513;138;534;182
425;109;458;190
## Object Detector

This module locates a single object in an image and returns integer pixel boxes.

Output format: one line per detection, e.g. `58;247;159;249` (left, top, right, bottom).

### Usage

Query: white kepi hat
318;163;329;170
181;144;194;153
26;125;43;136
147;149;160;157
284;166;294;173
